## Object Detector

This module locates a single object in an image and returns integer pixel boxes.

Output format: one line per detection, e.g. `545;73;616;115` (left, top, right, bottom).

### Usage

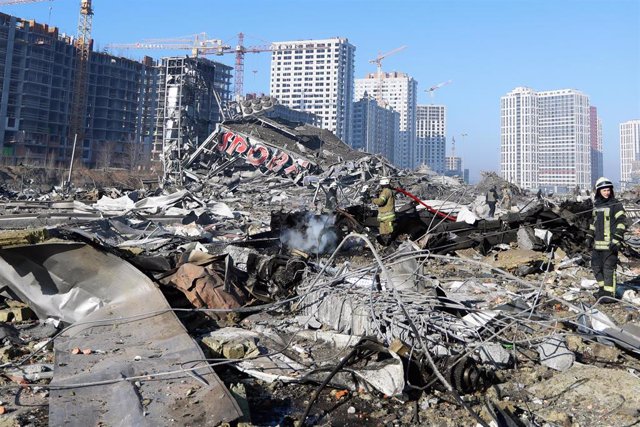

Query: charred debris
0;105;638;426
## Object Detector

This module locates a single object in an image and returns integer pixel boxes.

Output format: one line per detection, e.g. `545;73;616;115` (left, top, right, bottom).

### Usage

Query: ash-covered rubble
0;109;637;426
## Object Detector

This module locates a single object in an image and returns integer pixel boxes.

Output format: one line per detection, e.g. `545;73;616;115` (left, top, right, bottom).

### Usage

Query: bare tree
96;141;116;170
125;136;146;171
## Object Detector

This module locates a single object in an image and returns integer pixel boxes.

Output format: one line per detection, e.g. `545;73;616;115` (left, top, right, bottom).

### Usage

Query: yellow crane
368;45;407;104
69;0;92;148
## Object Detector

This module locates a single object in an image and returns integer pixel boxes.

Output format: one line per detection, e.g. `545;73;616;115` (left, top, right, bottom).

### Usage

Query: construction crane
368;45;406;104
108;33;228;57
214;32;272;98
68;0;92;155
0;0;50;4
426;80;452;100
108;32;273;99
456;132;467;159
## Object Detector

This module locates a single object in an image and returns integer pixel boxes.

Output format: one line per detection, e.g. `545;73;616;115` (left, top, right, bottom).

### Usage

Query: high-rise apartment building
355;72;417;169
416;105;446;174
538;89;591;193
351;95;398;162
501;87;539;190
269;38;355;144
589;106;603;186
501;87;591;193
620;120;640;189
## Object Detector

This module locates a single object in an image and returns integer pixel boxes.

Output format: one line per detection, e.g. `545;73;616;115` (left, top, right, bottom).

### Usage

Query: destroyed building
152;56;232;168
0;95;638;427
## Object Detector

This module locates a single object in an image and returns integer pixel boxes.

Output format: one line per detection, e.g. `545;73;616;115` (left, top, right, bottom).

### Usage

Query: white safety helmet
594;177;614;191
379;177;390;186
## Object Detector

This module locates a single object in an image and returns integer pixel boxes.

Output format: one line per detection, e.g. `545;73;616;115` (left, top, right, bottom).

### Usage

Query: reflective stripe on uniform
594;206;612;249
604;278;616;293
378;212;396;222
594;241;609;250
615;210;625;219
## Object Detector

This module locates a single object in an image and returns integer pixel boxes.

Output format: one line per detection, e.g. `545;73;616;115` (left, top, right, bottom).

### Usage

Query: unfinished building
0;12;159;168
86;53;157;168
152;56;232;175
0;13;75;165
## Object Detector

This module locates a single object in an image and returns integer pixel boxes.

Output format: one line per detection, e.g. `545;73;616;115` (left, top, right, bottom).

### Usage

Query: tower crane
108;32;273;98
368;45;406;104
69;0;92;148
108;33;228;57
426;80;452;100
221;32;273;99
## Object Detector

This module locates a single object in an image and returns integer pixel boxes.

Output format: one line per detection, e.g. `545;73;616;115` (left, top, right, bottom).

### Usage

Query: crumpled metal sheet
0;242;242;426
77;189;205;216
202;327;405;396
160;261;245;316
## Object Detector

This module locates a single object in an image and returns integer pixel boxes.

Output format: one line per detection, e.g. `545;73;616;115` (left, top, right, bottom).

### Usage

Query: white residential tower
501;87;591;193
620;120;640;189
416;104;446;174
269;38;355;144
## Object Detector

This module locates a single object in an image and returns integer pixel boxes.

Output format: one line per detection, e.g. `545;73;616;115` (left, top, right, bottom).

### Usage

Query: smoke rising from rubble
280;214;338;254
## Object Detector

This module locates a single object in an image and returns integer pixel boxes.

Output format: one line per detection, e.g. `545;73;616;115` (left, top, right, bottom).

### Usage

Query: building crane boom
368;45;407;75
108;34;228;57
108;32;274;98
426;80;453;100
367;45;406;104
0;0;49;4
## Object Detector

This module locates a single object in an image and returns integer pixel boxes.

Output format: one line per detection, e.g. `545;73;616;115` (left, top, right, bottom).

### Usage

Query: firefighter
486;186;499;218
501;185;512;211
586;177;627;302
324;181;338;211
372;177;395;245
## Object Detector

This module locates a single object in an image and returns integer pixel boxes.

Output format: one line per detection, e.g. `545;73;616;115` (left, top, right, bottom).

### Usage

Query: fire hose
393;187;458;222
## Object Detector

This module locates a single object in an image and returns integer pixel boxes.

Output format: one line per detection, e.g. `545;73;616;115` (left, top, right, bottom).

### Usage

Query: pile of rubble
0;112;638;426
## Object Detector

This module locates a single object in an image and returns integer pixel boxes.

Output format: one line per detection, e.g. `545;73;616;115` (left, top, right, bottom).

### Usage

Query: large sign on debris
217;127;316;178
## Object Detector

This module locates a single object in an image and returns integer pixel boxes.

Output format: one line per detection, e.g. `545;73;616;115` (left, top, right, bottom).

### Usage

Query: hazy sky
5;0;640;183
